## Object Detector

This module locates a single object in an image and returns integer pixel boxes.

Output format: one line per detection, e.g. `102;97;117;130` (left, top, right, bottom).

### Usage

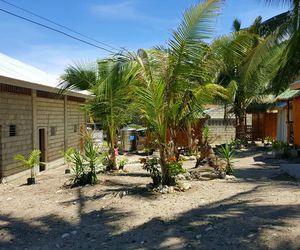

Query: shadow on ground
1;183;300;250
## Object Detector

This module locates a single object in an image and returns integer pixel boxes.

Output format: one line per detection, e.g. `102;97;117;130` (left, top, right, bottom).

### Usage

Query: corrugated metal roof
276;88;300;101
0;52;90;97
0;52;59;87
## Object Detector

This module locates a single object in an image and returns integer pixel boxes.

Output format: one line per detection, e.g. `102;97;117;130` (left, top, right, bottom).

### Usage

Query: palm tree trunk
159;145;172;185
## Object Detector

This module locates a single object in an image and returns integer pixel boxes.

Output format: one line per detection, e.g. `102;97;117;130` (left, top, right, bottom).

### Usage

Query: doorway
38;128;46;171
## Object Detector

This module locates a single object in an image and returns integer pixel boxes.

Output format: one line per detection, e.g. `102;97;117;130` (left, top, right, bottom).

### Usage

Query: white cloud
90;0;171;25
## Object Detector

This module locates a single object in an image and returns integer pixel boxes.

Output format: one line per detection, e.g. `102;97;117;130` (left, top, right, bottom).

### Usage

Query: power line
0;0;119;52
0;8;116;54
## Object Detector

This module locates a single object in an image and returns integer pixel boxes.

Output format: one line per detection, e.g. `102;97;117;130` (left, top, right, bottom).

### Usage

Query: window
9;125;16;137
73;125;78;133
50;126;57;136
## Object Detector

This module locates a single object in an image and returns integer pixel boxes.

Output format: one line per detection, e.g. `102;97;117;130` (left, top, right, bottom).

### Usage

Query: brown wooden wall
293;98;300;146
251;113;277;140
166;119;205;148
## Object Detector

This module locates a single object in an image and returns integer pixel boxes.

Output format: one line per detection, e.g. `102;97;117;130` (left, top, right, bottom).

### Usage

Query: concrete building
0;53;88;182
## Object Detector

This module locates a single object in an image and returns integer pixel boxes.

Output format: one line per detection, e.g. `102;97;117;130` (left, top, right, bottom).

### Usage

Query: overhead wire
0;0;119;52
0;8;116;54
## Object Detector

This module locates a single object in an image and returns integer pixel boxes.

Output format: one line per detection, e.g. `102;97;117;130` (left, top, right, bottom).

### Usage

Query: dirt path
0;149;300;250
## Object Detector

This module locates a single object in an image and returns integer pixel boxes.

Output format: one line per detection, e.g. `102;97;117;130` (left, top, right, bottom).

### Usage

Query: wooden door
39;128;46;171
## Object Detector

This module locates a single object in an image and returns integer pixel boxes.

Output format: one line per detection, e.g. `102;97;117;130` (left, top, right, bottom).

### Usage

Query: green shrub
68;131;103;187
141;157;162;187
217;144;235;175
14;149;43;179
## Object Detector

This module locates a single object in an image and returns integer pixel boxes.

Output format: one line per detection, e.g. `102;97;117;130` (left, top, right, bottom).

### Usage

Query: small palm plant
217;144;235;175
63;147;75;174
14;149;42;185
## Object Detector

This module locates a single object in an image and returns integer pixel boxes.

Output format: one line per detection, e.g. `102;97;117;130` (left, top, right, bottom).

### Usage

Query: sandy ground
0;149;300;250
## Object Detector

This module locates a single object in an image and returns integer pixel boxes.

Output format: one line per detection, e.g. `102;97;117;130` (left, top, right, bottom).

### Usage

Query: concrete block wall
36;97;65;162
67;101;85;150
0;86;86;181
0;92;33;177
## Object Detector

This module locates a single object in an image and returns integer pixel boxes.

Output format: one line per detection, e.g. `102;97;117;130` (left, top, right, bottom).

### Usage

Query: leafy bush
68;131;103;187
141;157;162;187
271;140;290;157
264;136;274;145
217;144;235;175
202;125;211;147
229;138;248;149
14;149;43;179
167;157;186;177
118;157;127;170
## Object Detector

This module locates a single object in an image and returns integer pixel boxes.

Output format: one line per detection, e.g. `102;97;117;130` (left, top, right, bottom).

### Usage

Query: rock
71;230;78;235
162;188;168;194
168;186;175;193
220;171;226;179
226;175;236;180
205;226;213;232
55;244;60;248
247;233;255;238
6;197;13;201
195;234;202;239
61;233;70;239
177;182;191;191
177;174;186;180
72;201;77;205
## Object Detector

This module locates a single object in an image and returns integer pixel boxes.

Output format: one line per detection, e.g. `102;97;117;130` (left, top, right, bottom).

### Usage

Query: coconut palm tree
212;17;284;138
60;59;136;170
132;0;224;184
245;0;300;93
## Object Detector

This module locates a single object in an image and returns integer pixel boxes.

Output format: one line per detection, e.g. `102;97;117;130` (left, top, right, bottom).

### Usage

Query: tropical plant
166;157;186;185
132;0;224;185
63;147;75;168
68;130;103;186
217;144;235;175
141;157;162;187
117;157;127;170
212;17;283;138
202;125;212;147
60;59;136;170
246;0;300;93
14;149;42;180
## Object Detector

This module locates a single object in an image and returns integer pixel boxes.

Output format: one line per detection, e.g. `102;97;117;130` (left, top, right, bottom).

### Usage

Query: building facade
0;54;87;182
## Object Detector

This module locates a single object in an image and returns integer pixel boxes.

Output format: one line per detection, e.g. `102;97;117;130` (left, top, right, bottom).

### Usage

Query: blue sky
0;0;288;76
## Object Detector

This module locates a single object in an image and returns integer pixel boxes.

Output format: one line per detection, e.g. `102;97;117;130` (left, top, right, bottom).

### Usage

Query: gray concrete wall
0;89;86;181
0;92;33;177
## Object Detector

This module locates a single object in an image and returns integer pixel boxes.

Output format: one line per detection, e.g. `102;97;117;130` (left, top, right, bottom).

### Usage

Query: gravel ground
0;149;300;250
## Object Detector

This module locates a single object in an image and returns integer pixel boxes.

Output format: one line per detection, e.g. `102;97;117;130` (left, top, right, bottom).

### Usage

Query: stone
6;197;13;201
61;233;70;239
177;182;191;191
195;234;202;239
226;175;236;180
71;230;78;235
205;226;213;232
177;174;186;180
168;186;175;193
220;171;226;179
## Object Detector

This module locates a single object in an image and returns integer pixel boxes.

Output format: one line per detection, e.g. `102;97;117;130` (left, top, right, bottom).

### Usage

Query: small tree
14;149;42;184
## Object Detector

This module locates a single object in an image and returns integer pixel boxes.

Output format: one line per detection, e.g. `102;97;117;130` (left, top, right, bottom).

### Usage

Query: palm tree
60;59;136;170
212;17;283;138
245;0;300;92
133;0;224;184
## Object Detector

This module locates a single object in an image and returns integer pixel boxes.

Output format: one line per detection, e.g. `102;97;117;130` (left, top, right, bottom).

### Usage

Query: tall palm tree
245;0;300;92
212;17;283;138
133;0;224;184
60;59;136;170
